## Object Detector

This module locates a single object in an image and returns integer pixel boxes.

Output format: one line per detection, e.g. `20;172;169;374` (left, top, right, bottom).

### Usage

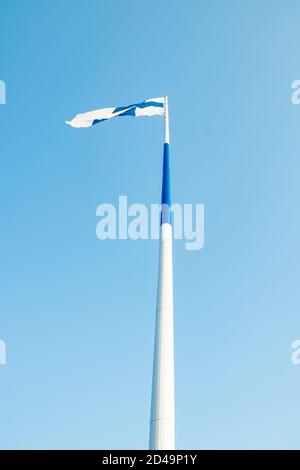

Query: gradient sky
1;0;300;450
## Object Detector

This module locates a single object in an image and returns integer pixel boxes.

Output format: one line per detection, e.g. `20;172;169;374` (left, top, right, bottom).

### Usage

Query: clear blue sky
1;0;300;450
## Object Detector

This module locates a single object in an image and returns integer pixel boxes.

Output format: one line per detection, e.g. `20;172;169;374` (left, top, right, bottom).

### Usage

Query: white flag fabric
66;97;165;128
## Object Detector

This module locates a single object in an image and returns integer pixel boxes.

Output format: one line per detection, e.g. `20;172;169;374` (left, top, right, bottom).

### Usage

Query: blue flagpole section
161;143;171;225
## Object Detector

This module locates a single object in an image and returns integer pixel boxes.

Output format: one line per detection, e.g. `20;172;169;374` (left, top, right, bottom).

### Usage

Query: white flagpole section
149;96;175;450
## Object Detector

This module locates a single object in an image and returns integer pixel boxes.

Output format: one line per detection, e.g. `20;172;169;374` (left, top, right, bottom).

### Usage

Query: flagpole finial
164;96;169;144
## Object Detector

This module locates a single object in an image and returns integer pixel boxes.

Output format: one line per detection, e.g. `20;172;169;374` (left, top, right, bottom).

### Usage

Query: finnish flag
66;97;165;128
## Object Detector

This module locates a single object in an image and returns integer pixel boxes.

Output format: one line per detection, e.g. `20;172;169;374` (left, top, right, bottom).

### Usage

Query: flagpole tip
164;98;169;144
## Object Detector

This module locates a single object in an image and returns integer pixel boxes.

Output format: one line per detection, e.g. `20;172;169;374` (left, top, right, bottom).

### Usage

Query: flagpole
149;96;175;450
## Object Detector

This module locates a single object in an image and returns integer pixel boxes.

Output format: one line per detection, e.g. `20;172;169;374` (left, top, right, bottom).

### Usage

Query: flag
65;97;165;128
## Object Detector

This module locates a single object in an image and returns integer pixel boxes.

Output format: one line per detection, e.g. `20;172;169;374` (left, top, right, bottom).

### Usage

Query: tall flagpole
149;96;175;450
